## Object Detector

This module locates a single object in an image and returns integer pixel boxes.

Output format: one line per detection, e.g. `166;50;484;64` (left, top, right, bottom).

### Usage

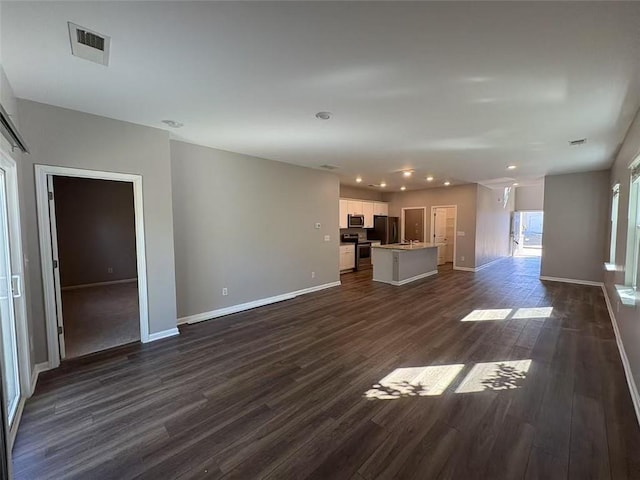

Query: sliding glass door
0;167;20;426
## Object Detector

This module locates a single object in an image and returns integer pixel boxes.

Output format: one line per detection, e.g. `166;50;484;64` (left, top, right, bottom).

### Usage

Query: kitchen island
371;243;440;286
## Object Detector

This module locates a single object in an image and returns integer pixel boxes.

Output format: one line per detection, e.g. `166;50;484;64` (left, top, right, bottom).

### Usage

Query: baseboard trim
453;257;509;273
30;362;50;396
179;281;342;325
61;278;137;291
475;256;508;272
601;284;640;426
373;270;438;286
146;327;180;342
539;276;604;287
453;266;475;272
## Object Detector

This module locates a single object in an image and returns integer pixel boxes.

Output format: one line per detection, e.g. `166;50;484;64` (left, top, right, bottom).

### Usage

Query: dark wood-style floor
12;257;640;479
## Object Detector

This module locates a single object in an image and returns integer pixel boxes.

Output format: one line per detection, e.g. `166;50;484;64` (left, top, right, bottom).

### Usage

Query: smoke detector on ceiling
68;22;110;66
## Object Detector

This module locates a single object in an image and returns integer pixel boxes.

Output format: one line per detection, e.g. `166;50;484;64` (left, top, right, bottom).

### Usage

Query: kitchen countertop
372;242;443;250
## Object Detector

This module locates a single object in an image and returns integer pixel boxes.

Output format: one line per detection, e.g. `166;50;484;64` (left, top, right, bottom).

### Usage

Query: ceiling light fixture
380;182;387;188
315;111;332;120
401;186;406;191
426;176;434;182
513;182;519;186
444;181;451;186
162;119;183;128
403;171;412;177
507;165;517;170
356;177;362;183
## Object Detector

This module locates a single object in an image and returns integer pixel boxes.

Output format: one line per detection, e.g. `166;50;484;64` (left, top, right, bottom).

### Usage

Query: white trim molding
179;281;341;325
373;270;437;286
61;278;137;291
601;285;640;426
148;328;180;342
35;165;151;368
539;276;604;287
29;362;50;397
453;257;509;273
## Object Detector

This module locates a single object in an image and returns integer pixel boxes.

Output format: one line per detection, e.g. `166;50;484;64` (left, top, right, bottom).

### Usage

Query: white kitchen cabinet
339;245;355;271
363;202;374;228
347;200;363;216
339;199;349;229
373;202;388;216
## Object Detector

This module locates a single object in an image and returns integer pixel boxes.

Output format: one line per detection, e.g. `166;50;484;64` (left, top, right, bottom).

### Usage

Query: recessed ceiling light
426;176;434;182
513;182;519;186
380;182;387;188
444;181;451;186
403;171;412;177
315;111;332;120
162;119;183;128
507;165;517;170
355;177;362;183
400;186;406;191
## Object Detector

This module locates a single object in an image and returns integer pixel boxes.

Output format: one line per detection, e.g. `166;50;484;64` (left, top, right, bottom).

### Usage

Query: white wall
541;170;609;283
339;185;383;202
170;140;340;320
475;184;512;267
17;100;178;363
605;108;640;401
515;184;544;211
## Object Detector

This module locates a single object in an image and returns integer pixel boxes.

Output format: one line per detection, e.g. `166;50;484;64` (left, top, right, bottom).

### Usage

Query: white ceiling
2;1;640;191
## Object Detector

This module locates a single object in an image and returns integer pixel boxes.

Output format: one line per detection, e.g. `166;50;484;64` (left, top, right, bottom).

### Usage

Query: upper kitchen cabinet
339;199;348;228
373;202;388;216
363;202;374;228
347;200;363;215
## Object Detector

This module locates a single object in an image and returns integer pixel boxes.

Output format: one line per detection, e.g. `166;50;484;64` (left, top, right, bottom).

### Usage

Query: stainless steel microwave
348;214;365;228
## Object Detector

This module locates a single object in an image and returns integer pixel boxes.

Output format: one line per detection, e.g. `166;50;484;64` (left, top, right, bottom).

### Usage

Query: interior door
0;168;20;428
47;176;66;359
404;209;424;242
433;208;447;243
510;212;521;256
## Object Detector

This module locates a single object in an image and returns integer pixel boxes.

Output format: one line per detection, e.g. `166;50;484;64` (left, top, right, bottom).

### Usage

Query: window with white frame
610;183;619;264
625;163;640;288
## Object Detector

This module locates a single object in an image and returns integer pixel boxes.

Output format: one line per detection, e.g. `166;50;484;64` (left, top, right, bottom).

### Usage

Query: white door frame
430;205;458;269
35;165;150;369
0;147;32;444
401;206;427;243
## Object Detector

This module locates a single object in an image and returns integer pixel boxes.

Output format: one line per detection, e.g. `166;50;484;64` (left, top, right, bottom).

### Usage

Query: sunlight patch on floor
461;307;553;322
454;360;532;394
364;364;464;400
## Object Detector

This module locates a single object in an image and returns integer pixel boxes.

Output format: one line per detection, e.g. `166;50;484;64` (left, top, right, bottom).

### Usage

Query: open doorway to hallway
51;176;140;359
512;211;543;257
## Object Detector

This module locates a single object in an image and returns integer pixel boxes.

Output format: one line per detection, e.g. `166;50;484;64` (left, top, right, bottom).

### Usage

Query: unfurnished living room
0;1;639;479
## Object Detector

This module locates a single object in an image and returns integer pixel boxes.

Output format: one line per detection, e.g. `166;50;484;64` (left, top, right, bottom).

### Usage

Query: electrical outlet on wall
107;267;113;274
222;287;228;296
311;271;315;278
460;256;465;262
324;235;330;242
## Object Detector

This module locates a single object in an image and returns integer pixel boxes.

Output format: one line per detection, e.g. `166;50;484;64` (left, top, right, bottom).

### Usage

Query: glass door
0;168;20;426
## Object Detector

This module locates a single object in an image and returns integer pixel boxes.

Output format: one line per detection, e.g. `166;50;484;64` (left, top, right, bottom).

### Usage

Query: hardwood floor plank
11;257;640;480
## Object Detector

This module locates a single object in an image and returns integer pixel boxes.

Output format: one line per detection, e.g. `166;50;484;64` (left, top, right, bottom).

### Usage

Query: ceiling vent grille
569;138;587;146
68;22;110;66
319;164;339;170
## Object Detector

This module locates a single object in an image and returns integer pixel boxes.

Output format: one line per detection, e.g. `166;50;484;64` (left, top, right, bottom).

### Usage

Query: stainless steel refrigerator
370;215;399;244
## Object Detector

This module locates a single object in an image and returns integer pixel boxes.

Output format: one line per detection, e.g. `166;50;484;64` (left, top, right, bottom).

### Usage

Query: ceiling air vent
569;138;587;146
68;22;110;66
319;164;339;170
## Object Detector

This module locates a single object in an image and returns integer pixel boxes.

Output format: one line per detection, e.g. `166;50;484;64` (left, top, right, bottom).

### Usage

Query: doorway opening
511;211;544;257
430;205;458;269
0;148;30;448
401;207;427;242
35;166;150;368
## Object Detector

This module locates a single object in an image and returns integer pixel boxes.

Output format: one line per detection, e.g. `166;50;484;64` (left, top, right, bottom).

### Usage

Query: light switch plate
457;231;465;236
